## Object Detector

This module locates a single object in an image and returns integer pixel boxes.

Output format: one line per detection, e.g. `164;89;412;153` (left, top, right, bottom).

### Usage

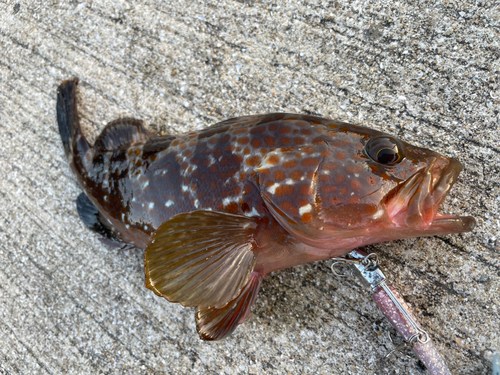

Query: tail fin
57;78;90;173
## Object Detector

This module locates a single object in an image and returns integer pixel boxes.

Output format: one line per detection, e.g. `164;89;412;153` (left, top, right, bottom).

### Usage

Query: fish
56;78;475;341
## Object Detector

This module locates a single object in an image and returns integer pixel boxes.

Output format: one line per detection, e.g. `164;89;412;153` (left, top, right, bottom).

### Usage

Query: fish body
57;79;474;340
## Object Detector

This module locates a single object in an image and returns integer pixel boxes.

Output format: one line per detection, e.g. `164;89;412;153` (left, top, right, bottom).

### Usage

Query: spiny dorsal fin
145;211;259;309
93;118;153;152
196;273;262;341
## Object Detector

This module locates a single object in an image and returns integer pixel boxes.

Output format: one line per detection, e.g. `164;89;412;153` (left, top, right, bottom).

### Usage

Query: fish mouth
386;157;475;234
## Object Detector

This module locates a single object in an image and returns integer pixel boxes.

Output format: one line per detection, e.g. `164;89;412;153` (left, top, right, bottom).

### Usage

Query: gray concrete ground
0;0;499;374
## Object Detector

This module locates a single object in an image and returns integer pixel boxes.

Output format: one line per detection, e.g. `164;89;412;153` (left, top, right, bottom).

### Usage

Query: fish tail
57;78;91;174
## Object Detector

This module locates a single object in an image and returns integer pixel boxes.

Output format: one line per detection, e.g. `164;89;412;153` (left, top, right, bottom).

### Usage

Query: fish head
258;122;475;249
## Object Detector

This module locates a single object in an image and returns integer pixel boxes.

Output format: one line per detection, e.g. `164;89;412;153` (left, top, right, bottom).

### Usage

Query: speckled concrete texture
0;1;498;374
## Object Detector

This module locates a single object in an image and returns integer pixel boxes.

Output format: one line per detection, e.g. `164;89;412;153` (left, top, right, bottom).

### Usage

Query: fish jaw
385;157;475;235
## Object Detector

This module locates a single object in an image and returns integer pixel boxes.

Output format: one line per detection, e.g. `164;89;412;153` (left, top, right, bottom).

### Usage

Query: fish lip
387;157;475;233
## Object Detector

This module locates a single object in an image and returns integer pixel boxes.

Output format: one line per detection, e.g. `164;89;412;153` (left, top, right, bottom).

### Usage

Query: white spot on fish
285;178;295;185
299;204;312;216
182;185;188;192
244;207;260;217
126;224;130;229
165;200;174;207
267;182;281;194
149;202;154;209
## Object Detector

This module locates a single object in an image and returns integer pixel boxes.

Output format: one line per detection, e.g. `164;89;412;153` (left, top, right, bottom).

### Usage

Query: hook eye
330;262;353;277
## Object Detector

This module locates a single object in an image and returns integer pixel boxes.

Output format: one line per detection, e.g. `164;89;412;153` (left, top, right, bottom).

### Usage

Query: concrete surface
0;0;499;374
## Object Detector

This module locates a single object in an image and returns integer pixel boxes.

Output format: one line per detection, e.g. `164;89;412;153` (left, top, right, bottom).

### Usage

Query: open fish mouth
387;157;475;234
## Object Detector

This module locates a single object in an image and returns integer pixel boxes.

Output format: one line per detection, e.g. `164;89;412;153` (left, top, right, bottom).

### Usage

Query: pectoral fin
145;211;259;309
196;273;263;341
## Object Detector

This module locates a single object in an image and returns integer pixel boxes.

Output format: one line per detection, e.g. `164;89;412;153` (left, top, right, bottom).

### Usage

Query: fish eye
365;137;404;165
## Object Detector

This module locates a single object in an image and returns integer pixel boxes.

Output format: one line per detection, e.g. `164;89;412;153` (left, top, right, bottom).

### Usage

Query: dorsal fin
93;118;153;152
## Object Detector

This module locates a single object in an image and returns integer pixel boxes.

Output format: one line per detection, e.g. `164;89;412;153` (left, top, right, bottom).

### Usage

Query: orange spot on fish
233;155;244;164
300;129;312;135
210;164;218;173
290;170;303;180
302;157;319;167
324;162;338;171
320;149;331;157
335;174;346;183
299;199;309;207
300;185;312;195
320;175;329;182
336;152;347;160
283;160;298;168
180;142;187;151
265;136;275;146
340;187;347;195
268;155;280;165
280;137;291;145
355;142;364;150
172;140;180;147
268;123;278;131
322;185;337;193
280;201;295;212
279;126;291;134
346;165;364;174
251;139;262;148
238;137;249;145
209;138;218;145
265;180;275;188
234;127;248;134
301;213;312;223
351;179;362;190
274;170;286;181
213;148;223;158
275;185;294;197
259;168;270;175
349;196;360;204
220;157;229;166
312;137;325;145
293;137;305;145
246;156;262;167
250;126;266;134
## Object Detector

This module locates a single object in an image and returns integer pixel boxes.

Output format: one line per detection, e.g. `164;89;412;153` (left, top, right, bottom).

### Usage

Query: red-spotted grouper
57;79;475;341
